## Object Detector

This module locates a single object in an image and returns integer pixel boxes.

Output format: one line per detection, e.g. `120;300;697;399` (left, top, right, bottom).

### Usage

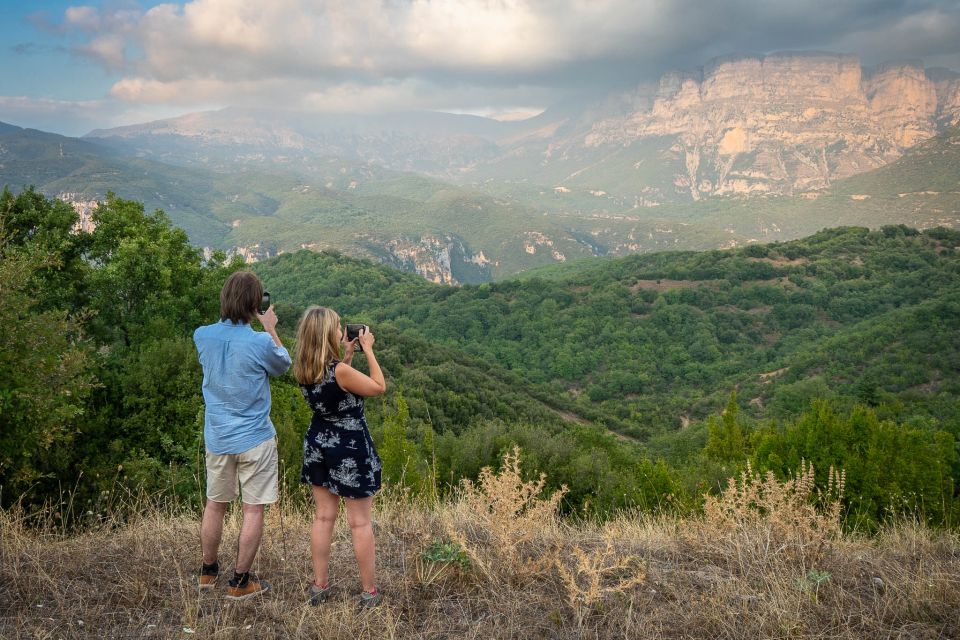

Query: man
193;271;291;599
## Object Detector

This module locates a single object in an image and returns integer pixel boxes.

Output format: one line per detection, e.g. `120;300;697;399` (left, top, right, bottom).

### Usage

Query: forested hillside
257;226;960;438
1;188;956;528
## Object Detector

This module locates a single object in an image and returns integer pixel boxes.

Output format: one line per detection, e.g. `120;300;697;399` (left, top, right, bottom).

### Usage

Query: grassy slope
2;472;958;639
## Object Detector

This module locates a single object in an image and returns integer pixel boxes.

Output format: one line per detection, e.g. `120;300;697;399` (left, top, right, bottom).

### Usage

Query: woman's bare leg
343;496;376;592
310;485;340;586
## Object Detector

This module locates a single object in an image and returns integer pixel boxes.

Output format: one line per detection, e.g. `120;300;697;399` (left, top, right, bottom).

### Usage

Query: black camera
346;323;368;352
259;291;271;314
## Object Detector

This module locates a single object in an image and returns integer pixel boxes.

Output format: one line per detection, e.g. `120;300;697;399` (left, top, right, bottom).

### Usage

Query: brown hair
219;271;262;324
293;306;342;384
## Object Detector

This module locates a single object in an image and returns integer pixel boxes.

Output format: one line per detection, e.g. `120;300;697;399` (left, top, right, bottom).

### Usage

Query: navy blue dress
300;361;382;498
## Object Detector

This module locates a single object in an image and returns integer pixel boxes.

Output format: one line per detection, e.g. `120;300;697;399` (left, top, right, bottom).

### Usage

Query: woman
293;306;386;607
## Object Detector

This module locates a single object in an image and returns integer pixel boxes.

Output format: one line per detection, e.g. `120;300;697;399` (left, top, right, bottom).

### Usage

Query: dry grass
1;452;959;639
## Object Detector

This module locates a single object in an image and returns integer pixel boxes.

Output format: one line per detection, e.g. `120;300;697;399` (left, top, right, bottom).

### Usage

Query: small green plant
416;538;470;586
796;568;832;601
422;538;470;568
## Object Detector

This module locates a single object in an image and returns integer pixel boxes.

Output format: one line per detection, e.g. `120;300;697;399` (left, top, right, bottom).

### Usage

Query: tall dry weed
443;446;567;584
699;460;845;571
553;537;646;627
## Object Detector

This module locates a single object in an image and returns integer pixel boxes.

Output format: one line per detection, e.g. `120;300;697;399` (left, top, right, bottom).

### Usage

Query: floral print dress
300;361;382;498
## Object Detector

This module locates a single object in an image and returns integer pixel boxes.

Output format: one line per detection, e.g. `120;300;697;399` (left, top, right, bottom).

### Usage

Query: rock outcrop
578;53;960;199
362;234;491;285
58;193;99;233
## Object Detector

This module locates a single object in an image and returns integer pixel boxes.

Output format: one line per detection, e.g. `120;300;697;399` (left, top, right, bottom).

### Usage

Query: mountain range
2;51;959;282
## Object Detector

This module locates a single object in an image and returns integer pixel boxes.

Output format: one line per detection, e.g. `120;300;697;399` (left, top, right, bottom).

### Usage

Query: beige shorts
205;437;279;505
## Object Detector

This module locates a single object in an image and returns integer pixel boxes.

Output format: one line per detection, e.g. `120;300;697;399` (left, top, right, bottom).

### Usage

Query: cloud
0;95;188;136
833;8;960;64
64;5;102;31
0;96;110;136
35;0;960;120
0;95;103;115
12;43;57;55
76;33;128;70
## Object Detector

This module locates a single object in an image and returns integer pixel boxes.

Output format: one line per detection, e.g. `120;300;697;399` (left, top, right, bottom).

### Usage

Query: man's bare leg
201;499;229;565
236;502;265;573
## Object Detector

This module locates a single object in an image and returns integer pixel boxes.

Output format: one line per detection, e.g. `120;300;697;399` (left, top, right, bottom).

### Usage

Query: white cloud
79;33;127;70
64;5;102;31
30;0;960;123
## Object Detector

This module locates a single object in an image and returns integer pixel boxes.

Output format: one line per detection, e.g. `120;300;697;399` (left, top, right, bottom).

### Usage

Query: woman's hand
358;326;375;352
335;325;385;397
342;329;358;363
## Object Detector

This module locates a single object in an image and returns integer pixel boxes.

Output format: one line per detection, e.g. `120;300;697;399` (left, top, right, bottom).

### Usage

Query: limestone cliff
578;53;960;200
361;234;491;285
930;68;960;128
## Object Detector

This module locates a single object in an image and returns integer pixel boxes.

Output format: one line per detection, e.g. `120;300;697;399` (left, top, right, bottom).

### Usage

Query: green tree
378;392;422;492
752;401;958;528
703;392;748;464
0;187;89;312
83;193;219;347
0;228;93;497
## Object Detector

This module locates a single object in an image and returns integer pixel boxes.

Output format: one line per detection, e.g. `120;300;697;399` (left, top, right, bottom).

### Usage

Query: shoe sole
359;595;383;608
223;582;270;602
224;588;268;601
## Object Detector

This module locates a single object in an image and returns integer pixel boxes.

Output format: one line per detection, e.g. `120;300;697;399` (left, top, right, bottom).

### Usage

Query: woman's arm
335;327;385;397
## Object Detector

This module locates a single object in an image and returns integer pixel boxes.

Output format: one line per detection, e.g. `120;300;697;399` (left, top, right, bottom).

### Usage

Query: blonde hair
293;306;342;384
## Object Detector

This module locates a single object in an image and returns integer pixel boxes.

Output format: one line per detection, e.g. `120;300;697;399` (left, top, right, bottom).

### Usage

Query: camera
259;291;271;314
346;323;368;352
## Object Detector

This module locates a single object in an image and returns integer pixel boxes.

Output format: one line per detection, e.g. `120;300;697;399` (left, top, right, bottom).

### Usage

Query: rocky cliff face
575;53;960;200
930;69;960;128
358;234;492;285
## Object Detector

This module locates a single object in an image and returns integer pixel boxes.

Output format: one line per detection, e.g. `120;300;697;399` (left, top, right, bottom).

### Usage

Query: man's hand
255;306;282;346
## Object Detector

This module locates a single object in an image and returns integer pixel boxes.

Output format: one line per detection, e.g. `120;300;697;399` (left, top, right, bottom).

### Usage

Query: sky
2;0;960;136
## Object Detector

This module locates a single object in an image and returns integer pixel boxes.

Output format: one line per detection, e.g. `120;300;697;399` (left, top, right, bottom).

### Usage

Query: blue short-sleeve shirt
194;320;292;454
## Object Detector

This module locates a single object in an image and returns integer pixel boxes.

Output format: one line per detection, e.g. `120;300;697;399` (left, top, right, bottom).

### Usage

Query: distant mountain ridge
85;52;960;203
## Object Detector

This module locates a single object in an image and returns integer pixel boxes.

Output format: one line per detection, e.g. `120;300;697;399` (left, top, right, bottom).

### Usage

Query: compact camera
345;323;369;352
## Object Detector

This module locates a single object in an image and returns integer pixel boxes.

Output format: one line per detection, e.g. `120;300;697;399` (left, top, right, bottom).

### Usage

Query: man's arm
256;306;283;348
254;306;291;375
